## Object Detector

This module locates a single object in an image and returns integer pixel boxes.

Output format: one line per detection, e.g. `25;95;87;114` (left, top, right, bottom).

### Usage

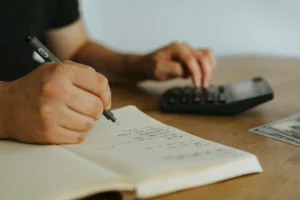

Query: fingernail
108;102;112;109
78;136;85;143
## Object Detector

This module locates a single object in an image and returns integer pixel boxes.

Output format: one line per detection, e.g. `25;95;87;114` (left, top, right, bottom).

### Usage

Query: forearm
0;81;8;138
71;41;148;83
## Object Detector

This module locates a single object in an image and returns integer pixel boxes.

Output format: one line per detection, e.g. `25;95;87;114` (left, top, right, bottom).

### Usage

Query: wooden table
104;55;300;200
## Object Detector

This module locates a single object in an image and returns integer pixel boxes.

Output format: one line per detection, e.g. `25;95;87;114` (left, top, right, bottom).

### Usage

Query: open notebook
0;105;262;200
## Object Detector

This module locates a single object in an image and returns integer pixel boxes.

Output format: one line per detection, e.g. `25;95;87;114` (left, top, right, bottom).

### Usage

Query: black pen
25;34;118;125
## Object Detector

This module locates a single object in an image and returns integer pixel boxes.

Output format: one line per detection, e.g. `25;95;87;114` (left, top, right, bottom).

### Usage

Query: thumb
154;60;184;80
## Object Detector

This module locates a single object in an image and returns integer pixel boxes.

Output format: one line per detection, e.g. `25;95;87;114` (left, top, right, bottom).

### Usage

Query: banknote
249;125;300;147
269;118;300;140
249;113;300;147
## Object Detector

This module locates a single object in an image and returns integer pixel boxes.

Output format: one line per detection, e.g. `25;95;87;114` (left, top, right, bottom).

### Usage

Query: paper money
249;125;300;147
249;113;300;147
269;119;300;140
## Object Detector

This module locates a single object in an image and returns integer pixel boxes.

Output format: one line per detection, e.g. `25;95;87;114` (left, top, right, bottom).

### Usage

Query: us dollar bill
249;113;300;146
249;125;300;147
267;114;300;142
269;118;300;139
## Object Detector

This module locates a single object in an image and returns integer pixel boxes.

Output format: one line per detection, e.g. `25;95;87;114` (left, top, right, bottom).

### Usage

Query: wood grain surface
96;55;300;200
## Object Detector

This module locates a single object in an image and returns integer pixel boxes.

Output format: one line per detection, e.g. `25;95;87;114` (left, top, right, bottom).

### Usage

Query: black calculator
159;77;274;115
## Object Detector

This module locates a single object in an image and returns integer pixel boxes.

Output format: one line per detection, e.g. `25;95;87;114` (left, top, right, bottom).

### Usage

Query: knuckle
60;63;72;73
63;60;74;65
97;74;109;88
86;66;96;72
197;51;205;59
39;104;55;118
93;98;104;118
171;41;181;48
200;49;213;60
101;75;109;85
184;54;196;65
52;63;72;75
41;81;66;98
203;49;212;55
180;42;189;48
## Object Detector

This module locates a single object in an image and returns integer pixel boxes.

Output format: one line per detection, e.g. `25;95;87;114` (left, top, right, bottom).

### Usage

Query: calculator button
183;87;193;96
194;88;202;95
168;97;176;105
218;93;226;103
180;96;188;104
205;92;215;103
219;86;225;93
202;88;208;93
194;88;203;101
253;77;262;82
169;88;181;96
193;96;202;103
208;85;217;92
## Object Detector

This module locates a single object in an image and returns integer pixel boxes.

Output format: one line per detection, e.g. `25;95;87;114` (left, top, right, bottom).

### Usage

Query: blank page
0;141;134;200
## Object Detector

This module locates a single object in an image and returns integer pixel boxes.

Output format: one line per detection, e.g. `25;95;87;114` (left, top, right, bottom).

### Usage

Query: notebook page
0;141;134;200
64;106;261;182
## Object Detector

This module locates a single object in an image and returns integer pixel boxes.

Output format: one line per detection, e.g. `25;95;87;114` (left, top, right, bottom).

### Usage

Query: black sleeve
47;0;80;29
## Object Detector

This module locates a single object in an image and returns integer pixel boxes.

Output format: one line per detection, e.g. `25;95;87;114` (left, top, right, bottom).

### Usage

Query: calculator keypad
161;77;274;115
167;85;226;105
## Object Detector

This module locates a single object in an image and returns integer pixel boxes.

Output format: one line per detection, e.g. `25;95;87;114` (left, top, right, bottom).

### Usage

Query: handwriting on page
161;148;232;160
96;125;237;161
117;126;185;141
144;140;209;151
97;125;187;150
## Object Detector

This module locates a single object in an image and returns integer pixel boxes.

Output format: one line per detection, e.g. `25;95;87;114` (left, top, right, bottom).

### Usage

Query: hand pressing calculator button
160;76;274;115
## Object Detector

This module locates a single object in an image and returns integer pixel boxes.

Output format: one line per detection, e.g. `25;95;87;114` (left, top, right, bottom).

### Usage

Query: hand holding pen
0;35;117;145
26;35;118;125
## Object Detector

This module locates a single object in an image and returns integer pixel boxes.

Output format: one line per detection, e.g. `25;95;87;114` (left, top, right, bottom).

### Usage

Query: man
0;0;215;144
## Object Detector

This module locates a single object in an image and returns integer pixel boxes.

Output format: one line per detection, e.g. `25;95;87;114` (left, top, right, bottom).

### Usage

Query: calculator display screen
228;81;259;100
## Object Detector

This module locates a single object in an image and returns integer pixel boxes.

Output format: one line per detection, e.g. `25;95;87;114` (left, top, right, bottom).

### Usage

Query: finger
169;43;202;87
204;49;216;68
62;61;112;109
204;49;216;84
155;60;184;80
66;85;104;119
58;106;95;132
196;50;214;88
48;126;86;144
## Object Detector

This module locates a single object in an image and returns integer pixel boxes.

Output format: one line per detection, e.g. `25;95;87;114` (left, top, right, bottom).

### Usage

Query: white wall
79;0;300;57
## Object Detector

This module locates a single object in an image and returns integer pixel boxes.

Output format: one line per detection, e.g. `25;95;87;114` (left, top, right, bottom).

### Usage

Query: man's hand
137;42;216;88
0;61;111;144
